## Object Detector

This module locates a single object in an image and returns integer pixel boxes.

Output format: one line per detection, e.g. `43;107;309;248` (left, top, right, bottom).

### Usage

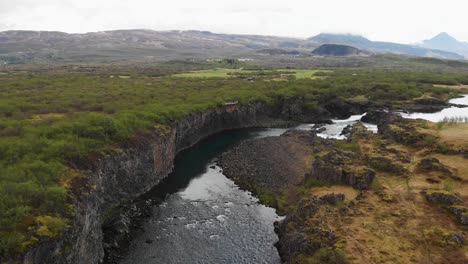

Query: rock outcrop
17;95;376;263
448;206;468;225
424;190;463;205
309;150;375;190
417;158;451;174
18;101;297;263
274;194;346;263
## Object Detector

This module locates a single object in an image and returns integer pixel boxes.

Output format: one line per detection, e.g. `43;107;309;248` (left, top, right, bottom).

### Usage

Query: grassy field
0;67;466;257
437;123;468;146
171;68;328;80
434;84;468;91
171;68;250;78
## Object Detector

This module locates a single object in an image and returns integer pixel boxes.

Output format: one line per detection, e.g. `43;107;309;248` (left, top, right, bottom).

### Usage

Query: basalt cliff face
18;98;365;264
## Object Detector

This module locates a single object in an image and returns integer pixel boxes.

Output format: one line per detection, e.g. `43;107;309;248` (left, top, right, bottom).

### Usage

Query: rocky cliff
17;97;367;264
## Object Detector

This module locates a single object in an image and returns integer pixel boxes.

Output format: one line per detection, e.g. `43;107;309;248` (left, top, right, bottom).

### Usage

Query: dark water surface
119;128;287;264
119;95;468;264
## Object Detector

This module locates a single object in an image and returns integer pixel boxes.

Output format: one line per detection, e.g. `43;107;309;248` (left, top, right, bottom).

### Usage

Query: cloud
0;0;466;43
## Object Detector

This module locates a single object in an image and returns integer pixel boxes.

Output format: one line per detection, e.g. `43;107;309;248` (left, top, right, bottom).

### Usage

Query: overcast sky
0;0;466;43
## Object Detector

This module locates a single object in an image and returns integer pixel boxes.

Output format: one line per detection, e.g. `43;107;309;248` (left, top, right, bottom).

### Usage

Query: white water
295;114;378;139
401;95;468;122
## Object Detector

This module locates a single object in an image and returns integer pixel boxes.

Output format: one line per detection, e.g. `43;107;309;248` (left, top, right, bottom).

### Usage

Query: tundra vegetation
0;64;467;257
224;119;468;263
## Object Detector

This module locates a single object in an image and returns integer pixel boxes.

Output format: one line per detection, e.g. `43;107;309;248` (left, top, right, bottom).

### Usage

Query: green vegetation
171;68;329;80
172;68;250;78
334;140;360;152
0;67;466;256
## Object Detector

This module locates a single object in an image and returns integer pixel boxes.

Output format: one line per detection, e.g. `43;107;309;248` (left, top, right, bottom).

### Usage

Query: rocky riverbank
220;113;468;263
16;92;466;263
16;96;377;264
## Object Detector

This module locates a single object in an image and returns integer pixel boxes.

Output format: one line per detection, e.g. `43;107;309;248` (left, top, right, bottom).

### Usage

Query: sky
0;0;467;44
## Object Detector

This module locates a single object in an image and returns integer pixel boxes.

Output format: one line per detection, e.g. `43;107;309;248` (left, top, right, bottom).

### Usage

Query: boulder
274;193;343;263
448;206;468;225
309;150;375;189
361;110;395;125
417;158;451;174
367;156;407;175
424;190;463;205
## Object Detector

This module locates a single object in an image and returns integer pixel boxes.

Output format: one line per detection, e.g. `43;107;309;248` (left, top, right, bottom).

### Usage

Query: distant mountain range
417;32;468;58
0;29;465;64
308;33;464;60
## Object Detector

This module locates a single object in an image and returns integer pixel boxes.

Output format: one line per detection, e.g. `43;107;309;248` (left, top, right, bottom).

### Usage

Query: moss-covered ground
273;120;468;263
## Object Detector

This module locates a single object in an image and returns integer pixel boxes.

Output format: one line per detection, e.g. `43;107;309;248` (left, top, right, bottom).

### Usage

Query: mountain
0;29;309;64
0;30;465;64
418;32;468;58
308;33;464;60
312;44;368;56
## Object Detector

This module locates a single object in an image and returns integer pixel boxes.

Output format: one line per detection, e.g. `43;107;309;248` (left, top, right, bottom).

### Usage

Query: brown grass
309;186;358;201
437;123;468;148
326;124;468;263
335;190;468;264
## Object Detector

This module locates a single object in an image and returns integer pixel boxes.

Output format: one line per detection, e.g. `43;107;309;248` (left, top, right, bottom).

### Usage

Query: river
119;95;468;264
118;129;286;264
401;94;468;122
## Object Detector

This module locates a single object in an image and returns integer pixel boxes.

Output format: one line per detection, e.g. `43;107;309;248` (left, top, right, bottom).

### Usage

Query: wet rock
361;110;394;124
402;104;447;113
312;123;328;133
340;124;353;136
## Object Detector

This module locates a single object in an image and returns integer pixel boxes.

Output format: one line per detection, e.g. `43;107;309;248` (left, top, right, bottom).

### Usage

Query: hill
0;30;466;64
0;30;308;64
309;33;464;60
256;48;300;55
311;44;368;56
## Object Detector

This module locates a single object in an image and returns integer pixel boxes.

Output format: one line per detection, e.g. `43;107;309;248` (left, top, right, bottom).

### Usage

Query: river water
119;95;467;264
401;95;468;122
119;129;286;264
